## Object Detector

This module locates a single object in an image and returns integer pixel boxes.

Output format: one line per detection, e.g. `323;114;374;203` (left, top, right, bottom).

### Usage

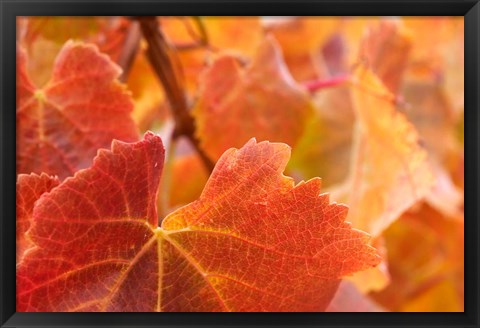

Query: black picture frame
1;0;478;327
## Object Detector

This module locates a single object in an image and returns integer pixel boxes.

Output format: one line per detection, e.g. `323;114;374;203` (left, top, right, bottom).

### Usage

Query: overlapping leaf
193;36;313;161
16;173;59;263
334;66;434;237
15;16;464;313
16;42;138;179
288;19;411;188
17;133;380;312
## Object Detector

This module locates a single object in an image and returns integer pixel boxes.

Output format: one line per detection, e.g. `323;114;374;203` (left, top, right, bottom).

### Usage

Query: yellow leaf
335;66;434;236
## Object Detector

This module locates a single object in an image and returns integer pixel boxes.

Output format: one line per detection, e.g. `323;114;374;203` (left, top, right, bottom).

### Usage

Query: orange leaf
16;42;138;180
16;173;59;263
193;35;313;161
17;133;380;312
334;66;434;236
371;203;464;311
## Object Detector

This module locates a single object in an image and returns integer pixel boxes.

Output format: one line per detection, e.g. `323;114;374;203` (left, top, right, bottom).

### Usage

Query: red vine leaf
17;133;380;312
16;42;138;180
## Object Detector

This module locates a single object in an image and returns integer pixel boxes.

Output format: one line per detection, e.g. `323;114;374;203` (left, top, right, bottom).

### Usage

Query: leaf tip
56;39;123;79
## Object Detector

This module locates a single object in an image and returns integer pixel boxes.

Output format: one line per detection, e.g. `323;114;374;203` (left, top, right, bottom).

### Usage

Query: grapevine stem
137;16;215;173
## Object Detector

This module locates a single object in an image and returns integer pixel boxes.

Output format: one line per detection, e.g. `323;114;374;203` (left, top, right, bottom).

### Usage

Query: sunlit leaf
16;42;138;180
15;16;465;313
17;133;380;312
16;173;59;263
333;66;434;236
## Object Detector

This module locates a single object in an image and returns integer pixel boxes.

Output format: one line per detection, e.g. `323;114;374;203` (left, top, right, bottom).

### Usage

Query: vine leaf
193;35;313;161
332;66;434;237
16;42;138;180
16;173;60;263
17;133;380;312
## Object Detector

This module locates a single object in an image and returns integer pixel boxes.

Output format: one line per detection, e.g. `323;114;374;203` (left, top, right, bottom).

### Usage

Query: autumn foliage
16;16;464;312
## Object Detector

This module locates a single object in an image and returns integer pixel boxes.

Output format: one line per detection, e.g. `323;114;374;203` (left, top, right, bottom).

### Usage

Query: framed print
1;0;479;327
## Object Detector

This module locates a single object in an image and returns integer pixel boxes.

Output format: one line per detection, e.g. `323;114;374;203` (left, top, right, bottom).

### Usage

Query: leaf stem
137;16;214;173
303;74;350;93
